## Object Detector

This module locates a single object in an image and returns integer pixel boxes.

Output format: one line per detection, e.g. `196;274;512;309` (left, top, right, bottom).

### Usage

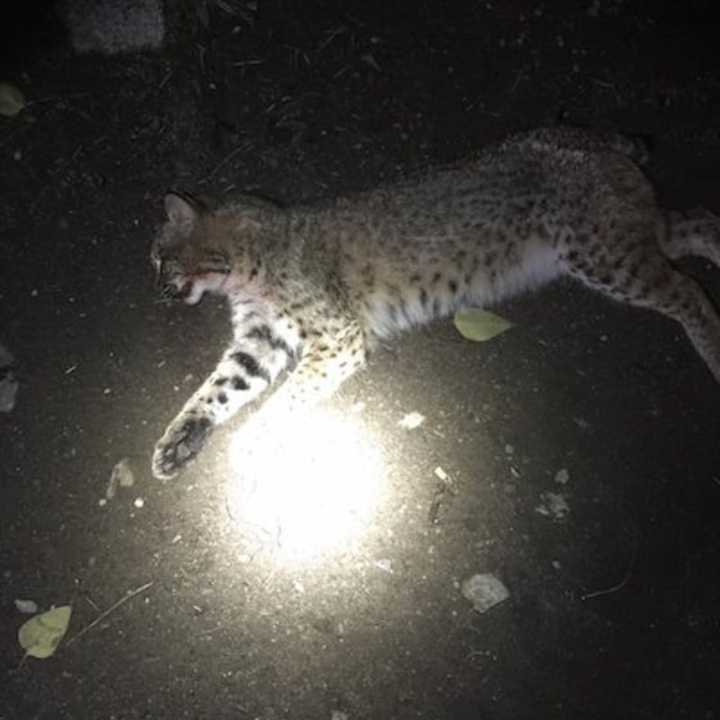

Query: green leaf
18;605;72;659
453;308;513;342
0;82;26;117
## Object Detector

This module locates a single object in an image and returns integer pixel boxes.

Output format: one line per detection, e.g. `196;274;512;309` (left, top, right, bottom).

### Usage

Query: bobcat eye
200;252;231;274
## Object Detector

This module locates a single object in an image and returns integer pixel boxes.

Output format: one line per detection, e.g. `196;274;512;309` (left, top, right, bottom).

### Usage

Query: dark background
1;2;719;718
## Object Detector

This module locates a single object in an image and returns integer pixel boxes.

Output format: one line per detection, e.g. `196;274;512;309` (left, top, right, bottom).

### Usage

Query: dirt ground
2;2;720;719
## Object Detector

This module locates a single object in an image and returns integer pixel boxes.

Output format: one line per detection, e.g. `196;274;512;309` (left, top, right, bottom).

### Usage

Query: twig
509;70;525;94
589;77;622;103
232;59;265;67
316;25;347;56
158;69;173;90
580;534;639;601
64;581;153;648
200;141;252;184
83;593;100;612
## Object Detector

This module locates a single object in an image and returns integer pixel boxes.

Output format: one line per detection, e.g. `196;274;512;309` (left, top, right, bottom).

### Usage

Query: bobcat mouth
160;280;192;301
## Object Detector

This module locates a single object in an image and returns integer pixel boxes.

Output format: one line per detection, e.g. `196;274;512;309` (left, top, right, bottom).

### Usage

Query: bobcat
150;127;720;480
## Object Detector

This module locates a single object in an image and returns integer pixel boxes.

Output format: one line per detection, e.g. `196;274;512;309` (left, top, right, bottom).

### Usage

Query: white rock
373;558;393;574
107;458;135;499
554;468;570;485
536;492;570;520
461;573;510;613
398;411;425;429
15;599;38;614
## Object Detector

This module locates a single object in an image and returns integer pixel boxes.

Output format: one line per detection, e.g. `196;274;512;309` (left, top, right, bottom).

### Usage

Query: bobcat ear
164;193;198;228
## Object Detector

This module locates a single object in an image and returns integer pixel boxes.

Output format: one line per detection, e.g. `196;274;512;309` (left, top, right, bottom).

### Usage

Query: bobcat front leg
247;321;368;431
152;334;297;479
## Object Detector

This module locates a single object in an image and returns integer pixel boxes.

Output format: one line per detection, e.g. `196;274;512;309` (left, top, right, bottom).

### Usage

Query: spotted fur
150;127;720;479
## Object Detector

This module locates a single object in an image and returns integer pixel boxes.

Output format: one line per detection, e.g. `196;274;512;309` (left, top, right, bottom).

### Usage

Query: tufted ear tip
164;192;198;227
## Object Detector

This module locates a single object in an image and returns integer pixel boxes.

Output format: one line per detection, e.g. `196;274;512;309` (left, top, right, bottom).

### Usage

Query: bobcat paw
152;415;213;479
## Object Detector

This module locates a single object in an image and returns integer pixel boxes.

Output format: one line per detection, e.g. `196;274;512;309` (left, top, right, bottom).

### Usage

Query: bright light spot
226;406;387;564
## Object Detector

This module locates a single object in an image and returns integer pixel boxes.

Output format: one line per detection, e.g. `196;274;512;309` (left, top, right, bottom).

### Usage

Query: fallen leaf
18;605;72;659
453;308;513;342
0;82;26;117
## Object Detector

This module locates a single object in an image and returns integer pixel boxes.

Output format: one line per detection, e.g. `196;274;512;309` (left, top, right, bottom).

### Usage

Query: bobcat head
151;191;294;305
151;193;233;305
